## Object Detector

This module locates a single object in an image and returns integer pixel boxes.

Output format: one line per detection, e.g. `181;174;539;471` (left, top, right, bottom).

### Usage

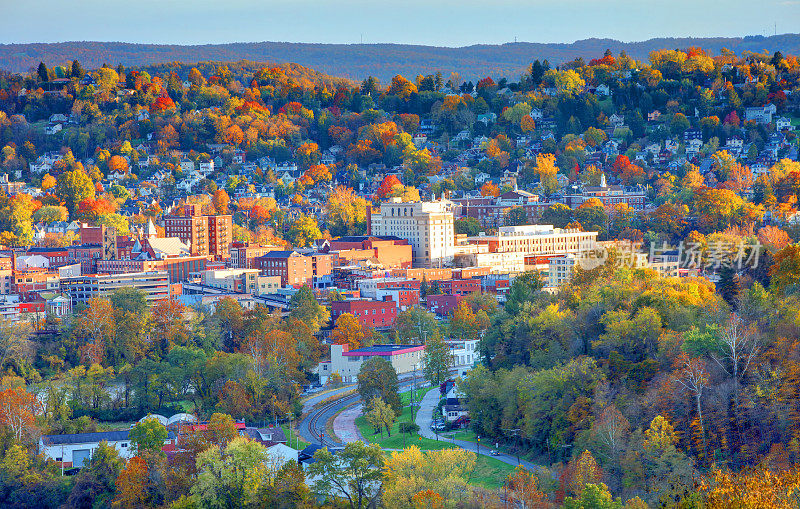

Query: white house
776;117;794;131
446;338;480;377
595;84;611;96
744;104;777;124
45;124;63;135
198;160;215;175
180;159;195;173
40;429;177;468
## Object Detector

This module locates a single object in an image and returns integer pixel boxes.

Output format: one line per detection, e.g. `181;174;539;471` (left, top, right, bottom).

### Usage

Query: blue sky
3;0;800;46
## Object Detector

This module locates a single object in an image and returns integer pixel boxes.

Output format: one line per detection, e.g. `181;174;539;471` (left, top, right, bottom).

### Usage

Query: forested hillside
3;34;800;81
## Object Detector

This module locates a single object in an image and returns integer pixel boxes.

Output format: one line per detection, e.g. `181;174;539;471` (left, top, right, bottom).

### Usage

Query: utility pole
502;428;522;465
412;363;418;422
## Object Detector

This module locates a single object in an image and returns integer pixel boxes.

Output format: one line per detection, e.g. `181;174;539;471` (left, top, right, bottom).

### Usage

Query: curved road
298;379;542;472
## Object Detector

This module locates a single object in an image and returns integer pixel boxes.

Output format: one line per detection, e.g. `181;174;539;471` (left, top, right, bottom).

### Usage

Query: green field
356;404;455;451
469;456;517;489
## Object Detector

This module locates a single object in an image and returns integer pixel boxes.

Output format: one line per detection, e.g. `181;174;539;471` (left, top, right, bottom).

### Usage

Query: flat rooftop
343;344;424;356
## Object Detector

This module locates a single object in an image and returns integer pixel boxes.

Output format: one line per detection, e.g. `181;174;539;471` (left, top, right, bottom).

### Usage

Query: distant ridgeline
1;34;799;82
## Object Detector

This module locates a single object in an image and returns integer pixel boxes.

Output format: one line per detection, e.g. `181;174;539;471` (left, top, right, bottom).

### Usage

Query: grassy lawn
356;388;517;489
95;421;134;431
357;404;455;451
468;456;517;489
401;385;434;406
282;425;310;451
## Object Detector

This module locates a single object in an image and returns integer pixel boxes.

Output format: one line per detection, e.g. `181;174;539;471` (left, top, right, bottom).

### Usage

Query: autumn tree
535;153;560;196
308;441;384;509
287;214;322;247
193;436;289;508
505;466;550;509
559;450;602;500
713;314;758;426
128;417;168;456
289;286;330;334
331;313;364;349
364;396;396;437
113;456;150;509
326;186;368;237
0;387;40;443
56;167;95;217
213;188;230;215
382;447;477;509
151;299;190;353
0;320;30;372
672;352;709;455
480;182;500;197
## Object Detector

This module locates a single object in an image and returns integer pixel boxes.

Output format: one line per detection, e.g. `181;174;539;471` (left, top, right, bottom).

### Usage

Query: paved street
415;387;541;471
300;384;356;415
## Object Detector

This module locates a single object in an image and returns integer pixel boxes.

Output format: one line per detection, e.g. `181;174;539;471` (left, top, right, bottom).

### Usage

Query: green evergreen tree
37;62;49;82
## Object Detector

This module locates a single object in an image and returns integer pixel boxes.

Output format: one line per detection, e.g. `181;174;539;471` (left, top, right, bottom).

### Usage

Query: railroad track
307;391;361;447
305;379;419;447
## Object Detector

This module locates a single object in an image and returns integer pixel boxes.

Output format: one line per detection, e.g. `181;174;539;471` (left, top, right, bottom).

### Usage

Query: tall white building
468;225;598;257
369;198;455;267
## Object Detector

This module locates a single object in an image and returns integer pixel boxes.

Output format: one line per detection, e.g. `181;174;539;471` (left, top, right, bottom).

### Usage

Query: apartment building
201;268;260;294
368;198;455;268
255;251;313;286
548;254;577;287
439;278;481;296
229;243;281;269
207;214;233;258
164;209;209;256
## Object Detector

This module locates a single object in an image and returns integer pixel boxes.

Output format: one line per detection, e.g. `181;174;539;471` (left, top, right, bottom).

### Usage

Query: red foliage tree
375;174;402;201
150;95;176;113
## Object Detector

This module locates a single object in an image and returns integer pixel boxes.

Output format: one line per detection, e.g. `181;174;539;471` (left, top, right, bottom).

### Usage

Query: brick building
229;243;281;269
331;299;397;328
255;251;313;287
439;278;481;296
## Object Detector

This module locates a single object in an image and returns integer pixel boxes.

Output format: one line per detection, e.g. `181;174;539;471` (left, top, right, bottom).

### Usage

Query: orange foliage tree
0;387;40;442
114;456;150;508
331;313;365;349
480;182;500;197
212;189;230;215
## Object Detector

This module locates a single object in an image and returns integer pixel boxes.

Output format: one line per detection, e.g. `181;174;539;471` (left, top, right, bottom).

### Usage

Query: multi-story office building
468;225;598;261
368;198;455;268
61;271;170;305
